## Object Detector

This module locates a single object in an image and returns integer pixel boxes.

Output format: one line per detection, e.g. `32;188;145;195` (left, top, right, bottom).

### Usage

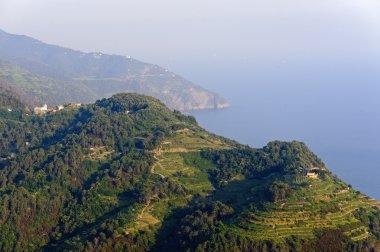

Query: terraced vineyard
231;175;380;242
153;128;233;193
126;128;233;233
126;127;380;246
160;127;232;152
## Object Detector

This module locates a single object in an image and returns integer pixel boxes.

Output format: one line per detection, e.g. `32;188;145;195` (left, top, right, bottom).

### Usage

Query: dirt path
138;194;158;219
151;148;166;179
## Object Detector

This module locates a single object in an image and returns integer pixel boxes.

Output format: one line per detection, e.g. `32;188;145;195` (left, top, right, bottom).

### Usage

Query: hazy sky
1;0;380;67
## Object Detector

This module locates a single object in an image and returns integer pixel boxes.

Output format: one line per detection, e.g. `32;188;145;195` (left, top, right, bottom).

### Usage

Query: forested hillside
0;29;229;111
0;80;29;127
0;80;28;110
0;93;379;251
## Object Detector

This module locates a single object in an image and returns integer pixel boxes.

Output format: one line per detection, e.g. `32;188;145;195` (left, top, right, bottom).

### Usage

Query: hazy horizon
1;0;380;69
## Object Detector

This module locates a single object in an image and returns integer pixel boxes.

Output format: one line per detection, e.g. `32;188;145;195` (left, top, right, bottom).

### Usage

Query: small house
306;172;318;179
34;104;48;115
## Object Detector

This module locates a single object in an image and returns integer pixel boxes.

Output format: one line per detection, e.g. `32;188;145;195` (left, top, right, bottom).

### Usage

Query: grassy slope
124;127;235;234
222;175;380;242
126;126;380;245
0;60;97;106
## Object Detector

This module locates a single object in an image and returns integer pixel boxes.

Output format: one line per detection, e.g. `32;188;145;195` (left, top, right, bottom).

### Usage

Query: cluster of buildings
33;103;82;115
33;104;65;115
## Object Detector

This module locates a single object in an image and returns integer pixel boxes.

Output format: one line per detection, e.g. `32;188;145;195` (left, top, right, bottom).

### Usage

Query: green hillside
0;80;28;109
0;93;379;252
0;60;97;106
0;80;29;128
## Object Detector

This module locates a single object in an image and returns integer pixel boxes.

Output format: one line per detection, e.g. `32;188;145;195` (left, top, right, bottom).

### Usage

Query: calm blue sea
184;58;380;199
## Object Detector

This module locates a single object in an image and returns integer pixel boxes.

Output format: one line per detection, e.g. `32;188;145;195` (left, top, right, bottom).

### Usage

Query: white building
34;104;48;115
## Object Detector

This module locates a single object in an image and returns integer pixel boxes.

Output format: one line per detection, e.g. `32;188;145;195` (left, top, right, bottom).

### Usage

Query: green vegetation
0;80;28;110
0;60;97;106
0;93;379;251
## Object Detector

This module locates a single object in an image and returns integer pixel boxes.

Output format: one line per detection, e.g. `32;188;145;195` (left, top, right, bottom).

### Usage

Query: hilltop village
33;103;81;115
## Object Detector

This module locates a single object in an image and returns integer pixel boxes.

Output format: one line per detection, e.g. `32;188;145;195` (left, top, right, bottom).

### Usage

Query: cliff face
0;29;229;111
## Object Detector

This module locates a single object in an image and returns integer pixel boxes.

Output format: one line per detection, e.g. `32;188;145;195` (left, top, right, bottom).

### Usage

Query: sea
181;57;380;200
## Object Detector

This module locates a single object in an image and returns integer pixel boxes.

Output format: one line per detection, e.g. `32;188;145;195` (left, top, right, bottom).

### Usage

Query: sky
1;0;380;69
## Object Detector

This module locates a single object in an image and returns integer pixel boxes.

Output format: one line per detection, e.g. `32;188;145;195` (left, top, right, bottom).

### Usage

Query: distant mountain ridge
0;29;229;110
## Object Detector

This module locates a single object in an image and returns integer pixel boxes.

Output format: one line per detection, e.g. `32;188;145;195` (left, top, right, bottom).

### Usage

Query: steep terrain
0;60;94;107
0;93;379;251
0;80;29;129
0;29;229;111
0;80;29;110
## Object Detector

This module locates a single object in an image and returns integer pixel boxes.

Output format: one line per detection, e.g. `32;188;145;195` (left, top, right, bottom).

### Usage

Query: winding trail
151;147;166;179
137;194;158;219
